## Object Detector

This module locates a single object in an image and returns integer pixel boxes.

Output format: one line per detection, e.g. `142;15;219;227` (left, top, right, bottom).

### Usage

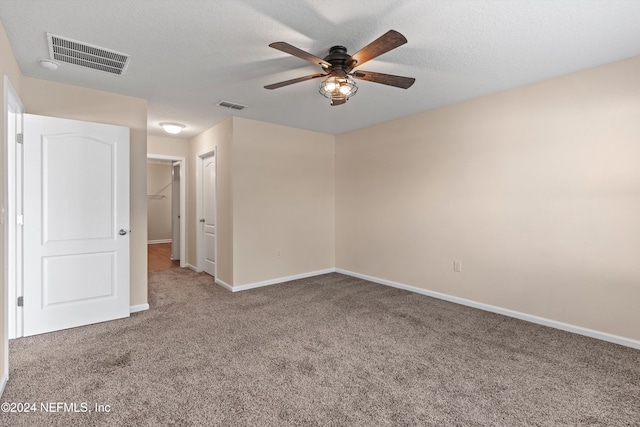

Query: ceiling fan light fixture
265;30;413;106
160;122;185;135
319;75;358;104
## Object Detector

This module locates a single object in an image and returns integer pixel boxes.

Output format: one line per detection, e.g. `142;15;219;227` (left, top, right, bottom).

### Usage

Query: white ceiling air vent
47;33;130;75
216;101;247;111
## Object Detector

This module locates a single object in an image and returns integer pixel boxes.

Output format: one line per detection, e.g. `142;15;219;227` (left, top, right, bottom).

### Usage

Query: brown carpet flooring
2;269;639;426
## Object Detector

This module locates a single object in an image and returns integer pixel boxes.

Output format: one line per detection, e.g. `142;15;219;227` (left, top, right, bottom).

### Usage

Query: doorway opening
146;154;186;271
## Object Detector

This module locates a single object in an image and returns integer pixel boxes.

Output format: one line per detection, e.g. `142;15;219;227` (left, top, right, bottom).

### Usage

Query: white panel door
23;114;130;336
202;153;216;276
171;162;180;260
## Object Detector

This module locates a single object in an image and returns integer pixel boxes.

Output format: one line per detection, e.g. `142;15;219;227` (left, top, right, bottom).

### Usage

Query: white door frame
3;76;24;391
147;154;186;268
196;148;216;275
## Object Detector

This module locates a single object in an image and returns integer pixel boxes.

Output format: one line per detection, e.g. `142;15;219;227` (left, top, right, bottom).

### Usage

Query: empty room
0;1;639;425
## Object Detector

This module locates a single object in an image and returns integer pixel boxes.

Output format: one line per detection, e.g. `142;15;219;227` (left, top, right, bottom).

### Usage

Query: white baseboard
148;239;172;244
186;264;199;272
0;372;7;397
214;278;233;291
336;268;640;350
130;303;150;314
231;268;336;292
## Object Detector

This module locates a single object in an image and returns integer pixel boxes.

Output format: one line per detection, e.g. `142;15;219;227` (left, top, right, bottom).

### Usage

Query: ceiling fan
264;30;415;106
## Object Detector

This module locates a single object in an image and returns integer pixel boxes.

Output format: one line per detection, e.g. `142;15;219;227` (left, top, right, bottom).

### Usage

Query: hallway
148;243;180;272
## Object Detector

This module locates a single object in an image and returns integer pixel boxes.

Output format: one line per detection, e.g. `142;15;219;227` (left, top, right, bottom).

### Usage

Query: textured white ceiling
0;1;639;139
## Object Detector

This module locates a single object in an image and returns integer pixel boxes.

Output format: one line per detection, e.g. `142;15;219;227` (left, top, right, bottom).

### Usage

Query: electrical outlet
453;260;462;272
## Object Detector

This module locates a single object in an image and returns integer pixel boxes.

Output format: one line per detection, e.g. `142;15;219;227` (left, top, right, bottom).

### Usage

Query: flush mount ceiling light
160;122;185;135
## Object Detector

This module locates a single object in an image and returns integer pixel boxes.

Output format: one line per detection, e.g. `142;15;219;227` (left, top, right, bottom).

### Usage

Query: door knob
200;218;205;223
119;229;129;236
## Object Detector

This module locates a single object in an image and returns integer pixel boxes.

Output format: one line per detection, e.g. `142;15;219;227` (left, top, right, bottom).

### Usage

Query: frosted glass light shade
160;122;185;134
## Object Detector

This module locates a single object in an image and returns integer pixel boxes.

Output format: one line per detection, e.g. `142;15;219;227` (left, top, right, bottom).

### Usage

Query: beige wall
148;134;188;159
20;77;148;307
233;117;335;286
336;56;640;341
147;163;172;241
188;118;233;283
0;18;22;390
188;117;335;287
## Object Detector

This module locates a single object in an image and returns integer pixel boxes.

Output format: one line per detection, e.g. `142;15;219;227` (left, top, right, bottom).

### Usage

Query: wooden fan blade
264;73;327;90
269;42;332;69
352;70;415;89
348;30;407;69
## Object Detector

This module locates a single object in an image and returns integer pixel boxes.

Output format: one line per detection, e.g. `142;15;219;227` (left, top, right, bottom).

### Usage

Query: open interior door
22;114;130;336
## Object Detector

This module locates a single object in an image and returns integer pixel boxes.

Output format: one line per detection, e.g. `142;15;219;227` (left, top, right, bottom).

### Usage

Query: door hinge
17;296;23;307
16;133;23;144
17;214;24;225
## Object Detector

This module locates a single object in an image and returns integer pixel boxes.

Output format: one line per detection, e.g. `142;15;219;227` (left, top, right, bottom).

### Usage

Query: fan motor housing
324;46;352;71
